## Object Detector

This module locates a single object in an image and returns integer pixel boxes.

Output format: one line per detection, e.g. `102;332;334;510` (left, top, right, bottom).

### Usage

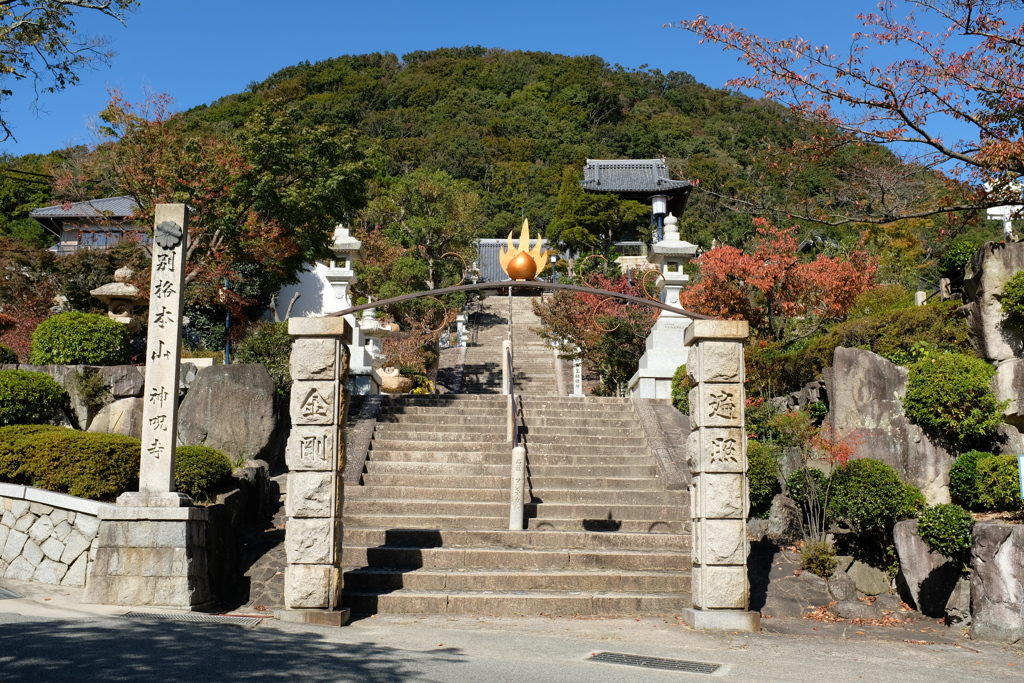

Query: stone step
372;424;644;439
359;473;668;491
368;440;649;456
362;462;660;477
346;486;681;506
343;514;686;533
341;528;691;552
342;567;689;593
343;499;686;521
341;589;690;617
378;414;642;430
365;450;658;465
340;544;690;571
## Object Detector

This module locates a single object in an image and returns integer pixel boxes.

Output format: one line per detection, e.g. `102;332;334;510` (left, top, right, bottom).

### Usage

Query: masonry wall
0;483;110;587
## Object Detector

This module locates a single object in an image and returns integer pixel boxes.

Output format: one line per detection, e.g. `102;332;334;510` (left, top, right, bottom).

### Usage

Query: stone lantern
90;266;145;333
323;225;362;308
628;213;698;399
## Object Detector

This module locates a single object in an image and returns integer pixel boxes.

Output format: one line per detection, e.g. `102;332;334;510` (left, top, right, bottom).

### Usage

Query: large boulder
87;398;144;439
847;560;890;597
98;365;144;398
177;364;284;463
766;494;801;545
990;359;1024;430
961;241;1024;363
827;347;954;504
893;518;960;617
970;522;1024;643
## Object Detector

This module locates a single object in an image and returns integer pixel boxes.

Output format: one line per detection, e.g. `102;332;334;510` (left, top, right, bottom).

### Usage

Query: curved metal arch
328;280;713;320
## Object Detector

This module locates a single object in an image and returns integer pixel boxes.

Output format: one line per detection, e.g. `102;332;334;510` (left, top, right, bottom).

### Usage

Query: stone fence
0;483;110;587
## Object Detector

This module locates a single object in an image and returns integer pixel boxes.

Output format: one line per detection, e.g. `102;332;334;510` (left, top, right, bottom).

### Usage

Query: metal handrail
505;327;527;530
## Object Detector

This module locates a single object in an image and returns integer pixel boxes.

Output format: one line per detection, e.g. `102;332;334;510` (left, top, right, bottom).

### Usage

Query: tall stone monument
280;315;352;626
85;204;213;609
680;319;759;631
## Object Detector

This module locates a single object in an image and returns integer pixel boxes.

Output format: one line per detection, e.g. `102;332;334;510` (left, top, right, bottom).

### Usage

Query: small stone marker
572;357;584;397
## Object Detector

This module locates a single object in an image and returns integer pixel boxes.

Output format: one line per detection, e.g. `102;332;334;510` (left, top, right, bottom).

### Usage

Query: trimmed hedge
902;353;1006;446
0;425;139;501
917;504;974;565
174;445;234;502
0;369;68;426
976;454;1024;512
29;312;131;366
828;458;925;567
949;450;987;510
0;427;237;503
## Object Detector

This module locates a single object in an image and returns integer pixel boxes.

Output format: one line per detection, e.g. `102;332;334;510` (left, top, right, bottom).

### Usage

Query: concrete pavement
1;578;1022;682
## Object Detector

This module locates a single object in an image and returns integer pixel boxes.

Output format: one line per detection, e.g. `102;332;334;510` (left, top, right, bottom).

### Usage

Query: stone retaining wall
0;483;111;587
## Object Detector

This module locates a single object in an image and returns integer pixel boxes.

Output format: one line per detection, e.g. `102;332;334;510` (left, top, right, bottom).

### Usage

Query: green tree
0;1;138;141
545;167;651;258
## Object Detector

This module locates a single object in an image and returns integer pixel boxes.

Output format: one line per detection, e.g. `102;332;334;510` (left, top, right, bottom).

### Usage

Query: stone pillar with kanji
280;315;352;626
680;319;760;631
84;204;214;609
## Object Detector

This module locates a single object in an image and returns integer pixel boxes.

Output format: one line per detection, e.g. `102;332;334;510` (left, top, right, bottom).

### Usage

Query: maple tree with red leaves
533;272;659;395
679;219;878;341
670;1;1024;226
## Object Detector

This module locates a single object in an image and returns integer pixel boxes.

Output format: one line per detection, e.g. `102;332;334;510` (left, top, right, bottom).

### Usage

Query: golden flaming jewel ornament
499;219;550;281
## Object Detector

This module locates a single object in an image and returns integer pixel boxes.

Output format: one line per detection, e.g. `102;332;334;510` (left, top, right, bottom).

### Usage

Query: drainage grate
122;612;263;628
0;587;22;600
588;652;721;674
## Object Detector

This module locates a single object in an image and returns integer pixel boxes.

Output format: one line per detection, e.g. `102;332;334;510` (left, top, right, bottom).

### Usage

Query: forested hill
179;46;810;248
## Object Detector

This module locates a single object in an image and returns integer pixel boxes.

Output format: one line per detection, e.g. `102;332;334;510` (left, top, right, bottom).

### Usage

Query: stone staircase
462;295;557;395
340;294;692;617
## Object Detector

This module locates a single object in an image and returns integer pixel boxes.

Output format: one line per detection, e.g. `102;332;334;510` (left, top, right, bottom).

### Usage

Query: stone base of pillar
680;608;761;632
347;368;381;396
277;607;351;627
82;505;212;609
627;374;673;399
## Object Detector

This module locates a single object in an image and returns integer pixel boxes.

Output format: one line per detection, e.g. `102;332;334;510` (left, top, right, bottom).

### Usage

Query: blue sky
3;1;877;156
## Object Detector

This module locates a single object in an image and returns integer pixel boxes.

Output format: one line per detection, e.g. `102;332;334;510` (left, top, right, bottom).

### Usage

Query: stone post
571;357;584;397
680;319;760;631
84;204;213;610
280;315;352;626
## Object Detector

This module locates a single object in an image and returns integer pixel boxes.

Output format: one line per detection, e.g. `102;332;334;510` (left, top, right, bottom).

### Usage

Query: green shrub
786;467;829;506
801;541;837;579
174;445;233;502
976;454;1024;512
902;353;1006;447
0;370;68;426
949;450;988;510
235;321;293;396
805;401;829;423
0;344;17;364
748;440;781;519
917;504;974;565
0;426;140;501
29;312;130;365
670;364;690;414
846;284;915;320
791;301;973;389
1001;270;1024;333
828;458;925;567
0;424;65;480
939;241;979;281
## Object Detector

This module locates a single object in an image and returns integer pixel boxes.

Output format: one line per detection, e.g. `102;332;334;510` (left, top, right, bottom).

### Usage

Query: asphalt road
1;608;1022;683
